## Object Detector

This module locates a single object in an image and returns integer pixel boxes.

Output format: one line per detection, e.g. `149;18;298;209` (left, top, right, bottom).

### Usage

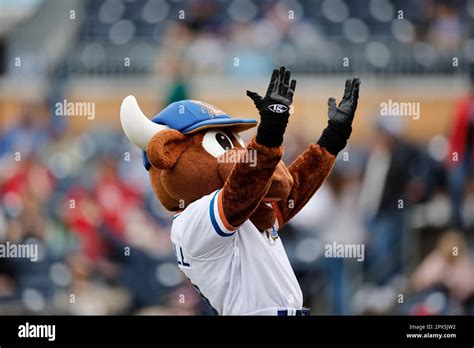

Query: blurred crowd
0;83;473;315
0;0;474;316
43;0;473;76
152;0;472;75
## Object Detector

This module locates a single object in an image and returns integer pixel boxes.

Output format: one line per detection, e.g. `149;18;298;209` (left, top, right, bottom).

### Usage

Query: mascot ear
147;129;187;169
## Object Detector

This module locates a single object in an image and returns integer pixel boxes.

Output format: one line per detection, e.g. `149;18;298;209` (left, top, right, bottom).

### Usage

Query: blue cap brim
180;118;257;134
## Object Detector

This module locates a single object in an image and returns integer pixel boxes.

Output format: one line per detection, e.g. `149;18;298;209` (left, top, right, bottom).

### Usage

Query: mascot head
120;95;294;230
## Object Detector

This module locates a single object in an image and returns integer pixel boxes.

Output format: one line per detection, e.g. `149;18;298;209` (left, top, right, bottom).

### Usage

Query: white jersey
170;189;303;315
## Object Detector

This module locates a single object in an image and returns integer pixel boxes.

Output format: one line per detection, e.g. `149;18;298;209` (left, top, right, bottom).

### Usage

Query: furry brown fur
146;126;335;231
274;144;335;225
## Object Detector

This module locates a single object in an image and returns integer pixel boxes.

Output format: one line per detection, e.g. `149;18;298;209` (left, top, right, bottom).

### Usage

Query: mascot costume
120;67;360;315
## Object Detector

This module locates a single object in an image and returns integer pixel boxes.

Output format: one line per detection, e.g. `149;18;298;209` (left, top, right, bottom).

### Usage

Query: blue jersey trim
209;190;233;237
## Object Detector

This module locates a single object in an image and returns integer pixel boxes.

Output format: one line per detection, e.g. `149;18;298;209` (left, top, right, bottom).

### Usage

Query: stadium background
0;0;473;315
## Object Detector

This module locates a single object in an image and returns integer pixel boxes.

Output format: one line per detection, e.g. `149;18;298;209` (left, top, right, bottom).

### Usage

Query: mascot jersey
171;189;303;315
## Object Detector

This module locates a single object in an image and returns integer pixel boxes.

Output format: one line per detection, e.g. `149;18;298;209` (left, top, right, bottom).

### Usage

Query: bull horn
120;95;169;150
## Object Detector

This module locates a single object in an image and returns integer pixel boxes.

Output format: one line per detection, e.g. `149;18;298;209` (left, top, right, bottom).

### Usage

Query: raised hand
318;77;361;155
247;66;297;111
246;66;297;147
327;77;360;127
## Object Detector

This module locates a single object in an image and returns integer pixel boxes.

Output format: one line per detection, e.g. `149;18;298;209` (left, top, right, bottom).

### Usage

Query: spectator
412;230;474;314
446;78;474;229
359;116;427;285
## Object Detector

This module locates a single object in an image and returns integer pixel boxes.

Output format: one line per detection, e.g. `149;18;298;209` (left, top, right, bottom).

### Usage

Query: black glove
317;77;360;155
247;66;297;147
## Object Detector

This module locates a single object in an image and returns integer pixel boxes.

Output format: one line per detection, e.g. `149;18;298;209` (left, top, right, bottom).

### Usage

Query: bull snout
265;162;293;202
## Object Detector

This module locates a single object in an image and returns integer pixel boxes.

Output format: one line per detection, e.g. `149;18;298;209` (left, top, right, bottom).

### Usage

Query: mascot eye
202;130;234;158
215;133;233;150
232;132;246;147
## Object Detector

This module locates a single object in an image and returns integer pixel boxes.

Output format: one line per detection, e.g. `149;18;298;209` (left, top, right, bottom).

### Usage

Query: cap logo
190;100;226;119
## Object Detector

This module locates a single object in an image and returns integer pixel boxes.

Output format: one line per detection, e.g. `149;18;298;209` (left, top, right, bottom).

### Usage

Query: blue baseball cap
143;100;257;170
